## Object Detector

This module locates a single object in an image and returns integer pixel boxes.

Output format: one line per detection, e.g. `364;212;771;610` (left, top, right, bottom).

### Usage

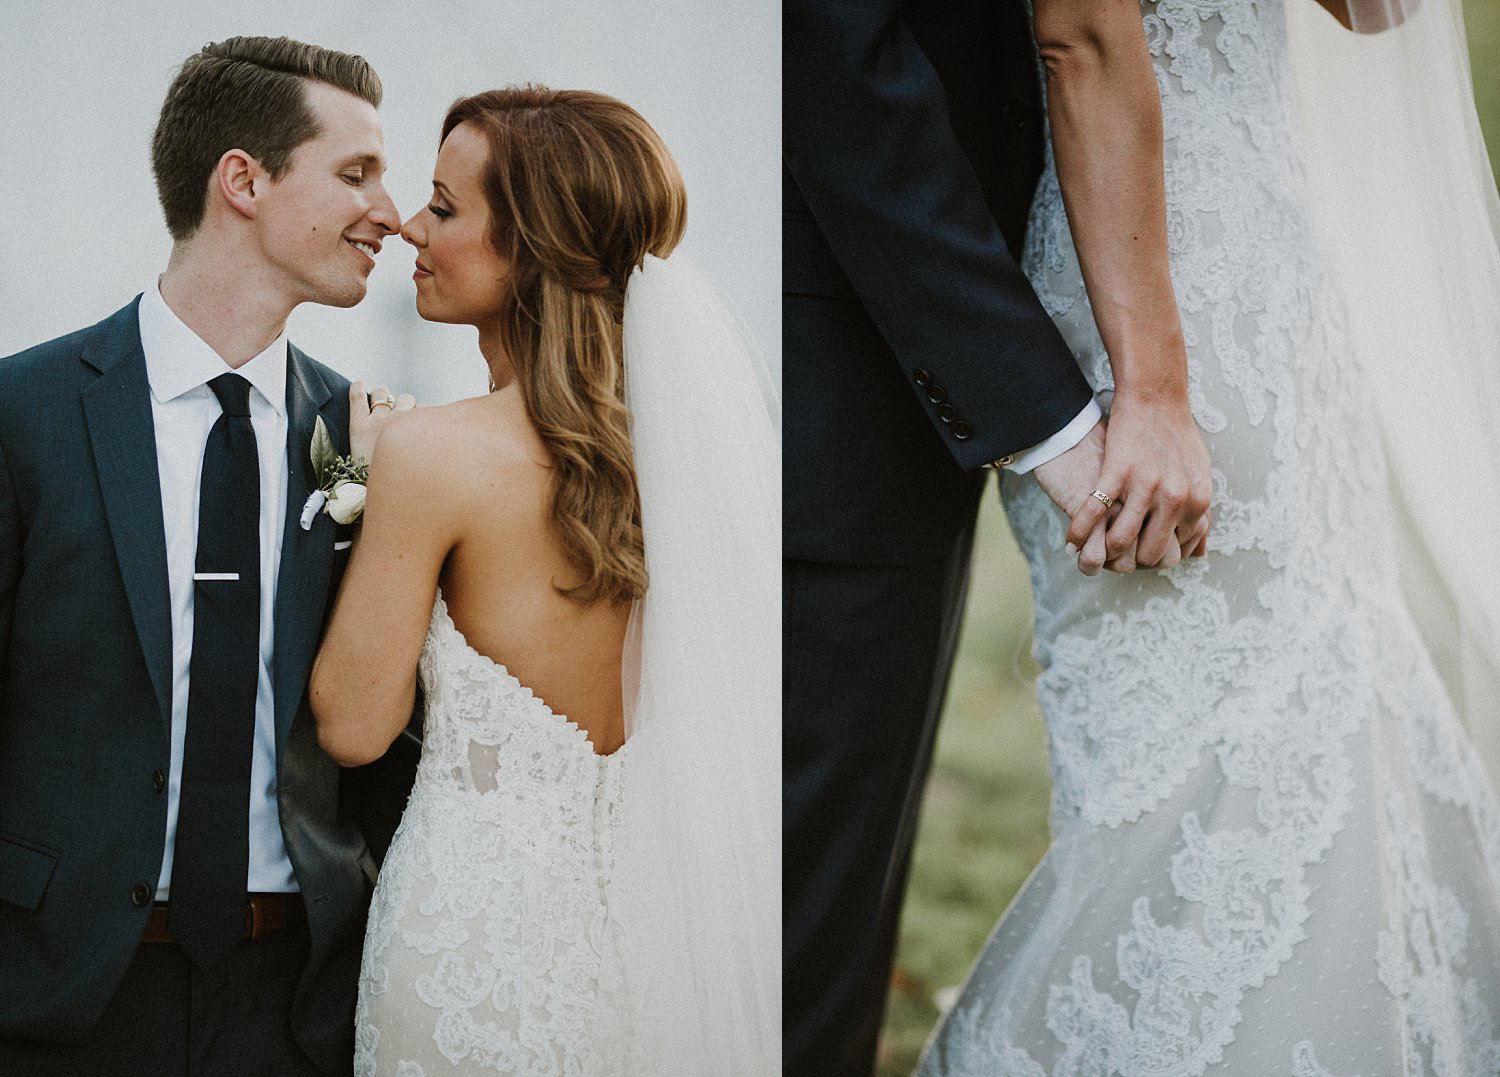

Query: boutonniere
299;416;369;530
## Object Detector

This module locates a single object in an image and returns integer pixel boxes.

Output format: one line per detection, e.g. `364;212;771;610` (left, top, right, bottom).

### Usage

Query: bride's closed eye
428;204;451;219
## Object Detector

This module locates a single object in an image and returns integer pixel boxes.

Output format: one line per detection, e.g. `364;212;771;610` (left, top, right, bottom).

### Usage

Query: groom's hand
1064;390;1212;571
1032;420;1112;575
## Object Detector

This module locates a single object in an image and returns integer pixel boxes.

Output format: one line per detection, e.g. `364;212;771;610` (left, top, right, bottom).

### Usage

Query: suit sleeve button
131;883;153;907
924;383;948;404
152;770;166;794
936;403;958;423
951;420;974;441
912;368;931;388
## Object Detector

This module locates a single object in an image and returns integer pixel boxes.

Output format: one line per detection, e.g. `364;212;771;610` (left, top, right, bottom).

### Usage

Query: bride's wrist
1110;379;1190;411
1105;332;1188;402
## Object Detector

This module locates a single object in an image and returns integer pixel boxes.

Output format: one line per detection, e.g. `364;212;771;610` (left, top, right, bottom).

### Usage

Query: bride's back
406;387;631;755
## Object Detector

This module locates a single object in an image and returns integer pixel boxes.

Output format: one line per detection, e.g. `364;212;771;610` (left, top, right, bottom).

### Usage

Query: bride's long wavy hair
443;86;686;605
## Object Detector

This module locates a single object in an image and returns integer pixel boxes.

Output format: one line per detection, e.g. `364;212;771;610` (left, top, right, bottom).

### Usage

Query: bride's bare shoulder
368;391;548;514
384;392;539;457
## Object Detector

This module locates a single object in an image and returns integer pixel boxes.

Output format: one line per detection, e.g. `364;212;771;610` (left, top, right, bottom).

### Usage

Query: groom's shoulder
298;350;350;391
0;327;94;390
0;299;141;389
288;345;351;402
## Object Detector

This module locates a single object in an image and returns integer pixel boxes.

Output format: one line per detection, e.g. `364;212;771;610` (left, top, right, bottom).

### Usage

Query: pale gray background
0;0;778;403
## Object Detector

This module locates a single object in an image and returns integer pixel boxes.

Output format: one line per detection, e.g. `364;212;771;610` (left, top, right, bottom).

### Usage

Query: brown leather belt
142;893;305;945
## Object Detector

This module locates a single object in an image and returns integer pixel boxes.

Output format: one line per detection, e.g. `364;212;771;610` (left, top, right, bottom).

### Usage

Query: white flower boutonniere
299;416;370;530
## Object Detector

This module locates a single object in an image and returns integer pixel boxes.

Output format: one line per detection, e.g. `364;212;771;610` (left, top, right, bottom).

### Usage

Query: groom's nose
368;183;400;235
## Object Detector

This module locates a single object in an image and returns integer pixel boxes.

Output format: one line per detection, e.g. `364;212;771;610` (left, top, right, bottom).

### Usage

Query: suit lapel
80;299;173;726
273;346;339;751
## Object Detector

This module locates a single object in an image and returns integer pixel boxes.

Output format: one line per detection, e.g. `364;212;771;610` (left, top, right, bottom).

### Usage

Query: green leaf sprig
311;416;369;493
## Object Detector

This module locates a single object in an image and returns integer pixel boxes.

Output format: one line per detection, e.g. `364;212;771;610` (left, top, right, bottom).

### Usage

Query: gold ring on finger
1090;489;1113;510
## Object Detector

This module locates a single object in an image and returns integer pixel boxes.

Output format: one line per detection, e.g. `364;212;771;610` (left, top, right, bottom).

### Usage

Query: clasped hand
1032;391;1212;576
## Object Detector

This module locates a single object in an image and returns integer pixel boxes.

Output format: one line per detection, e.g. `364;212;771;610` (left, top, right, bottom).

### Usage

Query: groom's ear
215;149;265;221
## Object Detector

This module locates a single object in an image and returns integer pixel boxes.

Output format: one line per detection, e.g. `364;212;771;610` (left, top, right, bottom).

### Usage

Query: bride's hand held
1072;387;1213;570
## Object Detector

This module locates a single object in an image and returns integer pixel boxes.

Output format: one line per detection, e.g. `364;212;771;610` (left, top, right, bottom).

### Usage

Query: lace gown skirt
919;2;1500;1074
355;597;631;1077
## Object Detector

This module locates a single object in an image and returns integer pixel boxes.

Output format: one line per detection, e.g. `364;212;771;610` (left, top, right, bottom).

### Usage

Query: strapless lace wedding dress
919;1;1500;1074
354;593;633;1076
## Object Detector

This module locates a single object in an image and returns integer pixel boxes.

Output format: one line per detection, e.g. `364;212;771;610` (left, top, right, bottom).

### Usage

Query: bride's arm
1034;0;1213;570
310;403;456;766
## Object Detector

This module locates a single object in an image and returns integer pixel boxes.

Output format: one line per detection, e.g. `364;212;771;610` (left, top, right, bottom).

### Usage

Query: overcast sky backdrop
0;0;778;403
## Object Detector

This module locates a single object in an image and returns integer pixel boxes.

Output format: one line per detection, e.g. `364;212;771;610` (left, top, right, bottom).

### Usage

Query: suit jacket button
152;770;166;794
951;420;974;441
936;403;958;423
912;368;931;388
131;883;152;907
925;383;948;405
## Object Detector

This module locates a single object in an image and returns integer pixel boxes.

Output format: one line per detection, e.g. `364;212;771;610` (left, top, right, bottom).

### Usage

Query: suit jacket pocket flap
0;834;59;911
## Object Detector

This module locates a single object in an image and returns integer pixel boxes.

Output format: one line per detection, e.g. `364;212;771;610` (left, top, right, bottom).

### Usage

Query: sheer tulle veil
1287;0;1500;791
611;254;780;1074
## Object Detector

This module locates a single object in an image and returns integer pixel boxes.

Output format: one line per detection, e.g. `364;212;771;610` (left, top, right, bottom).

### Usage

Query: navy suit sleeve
0;432;15;698
784;0;1094;469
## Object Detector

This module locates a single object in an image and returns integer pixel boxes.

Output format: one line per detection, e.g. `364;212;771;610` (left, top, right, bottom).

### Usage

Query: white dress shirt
137;280;297;897
1005;397;1103;474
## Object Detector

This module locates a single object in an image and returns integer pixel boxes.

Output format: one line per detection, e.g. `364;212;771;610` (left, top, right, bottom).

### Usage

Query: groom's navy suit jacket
783;1;1097;1073
784;0;1094;565
0;299;414;1071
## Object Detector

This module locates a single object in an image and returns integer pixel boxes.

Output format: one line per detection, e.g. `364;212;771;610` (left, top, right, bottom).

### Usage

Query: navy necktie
168;373;261;967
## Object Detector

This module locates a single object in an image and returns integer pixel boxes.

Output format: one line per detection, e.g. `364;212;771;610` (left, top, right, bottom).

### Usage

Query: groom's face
254;81;400;308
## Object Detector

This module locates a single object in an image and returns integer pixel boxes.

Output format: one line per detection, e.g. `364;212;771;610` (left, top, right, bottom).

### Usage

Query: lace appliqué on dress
354;595;632;1077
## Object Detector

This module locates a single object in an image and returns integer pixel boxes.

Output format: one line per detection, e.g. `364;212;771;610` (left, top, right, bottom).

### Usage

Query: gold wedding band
371;397;395;412
1090;490;1113;509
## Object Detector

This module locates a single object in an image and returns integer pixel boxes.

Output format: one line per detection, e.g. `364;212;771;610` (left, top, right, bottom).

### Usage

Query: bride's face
400;121;510;325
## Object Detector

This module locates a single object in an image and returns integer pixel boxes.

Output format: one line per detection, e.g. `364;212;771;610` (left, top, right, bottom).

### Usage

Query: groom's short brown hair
151;35;382;241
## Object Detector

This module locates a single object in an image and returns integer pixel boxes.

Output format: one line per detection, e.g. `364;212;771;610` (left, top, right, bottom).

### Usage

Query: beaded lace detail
919;2;1500;1073
354;594;632;1077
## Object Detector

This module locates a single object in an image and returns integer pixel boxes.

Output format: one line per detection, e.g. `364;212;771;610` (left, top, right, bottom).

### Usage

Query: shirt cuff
1004;398;1102;474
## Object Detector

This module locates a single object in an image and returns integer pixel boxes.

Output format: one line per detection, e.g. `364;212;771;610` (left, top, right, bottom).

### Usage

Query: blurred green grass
1466;0;1500;180
875;8;1500;1073
876;491;1044;1074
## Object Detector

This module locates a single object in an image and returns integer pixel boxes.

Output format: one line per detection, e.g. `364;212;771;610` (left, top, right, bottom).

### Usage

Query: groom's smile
343;235;383;273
